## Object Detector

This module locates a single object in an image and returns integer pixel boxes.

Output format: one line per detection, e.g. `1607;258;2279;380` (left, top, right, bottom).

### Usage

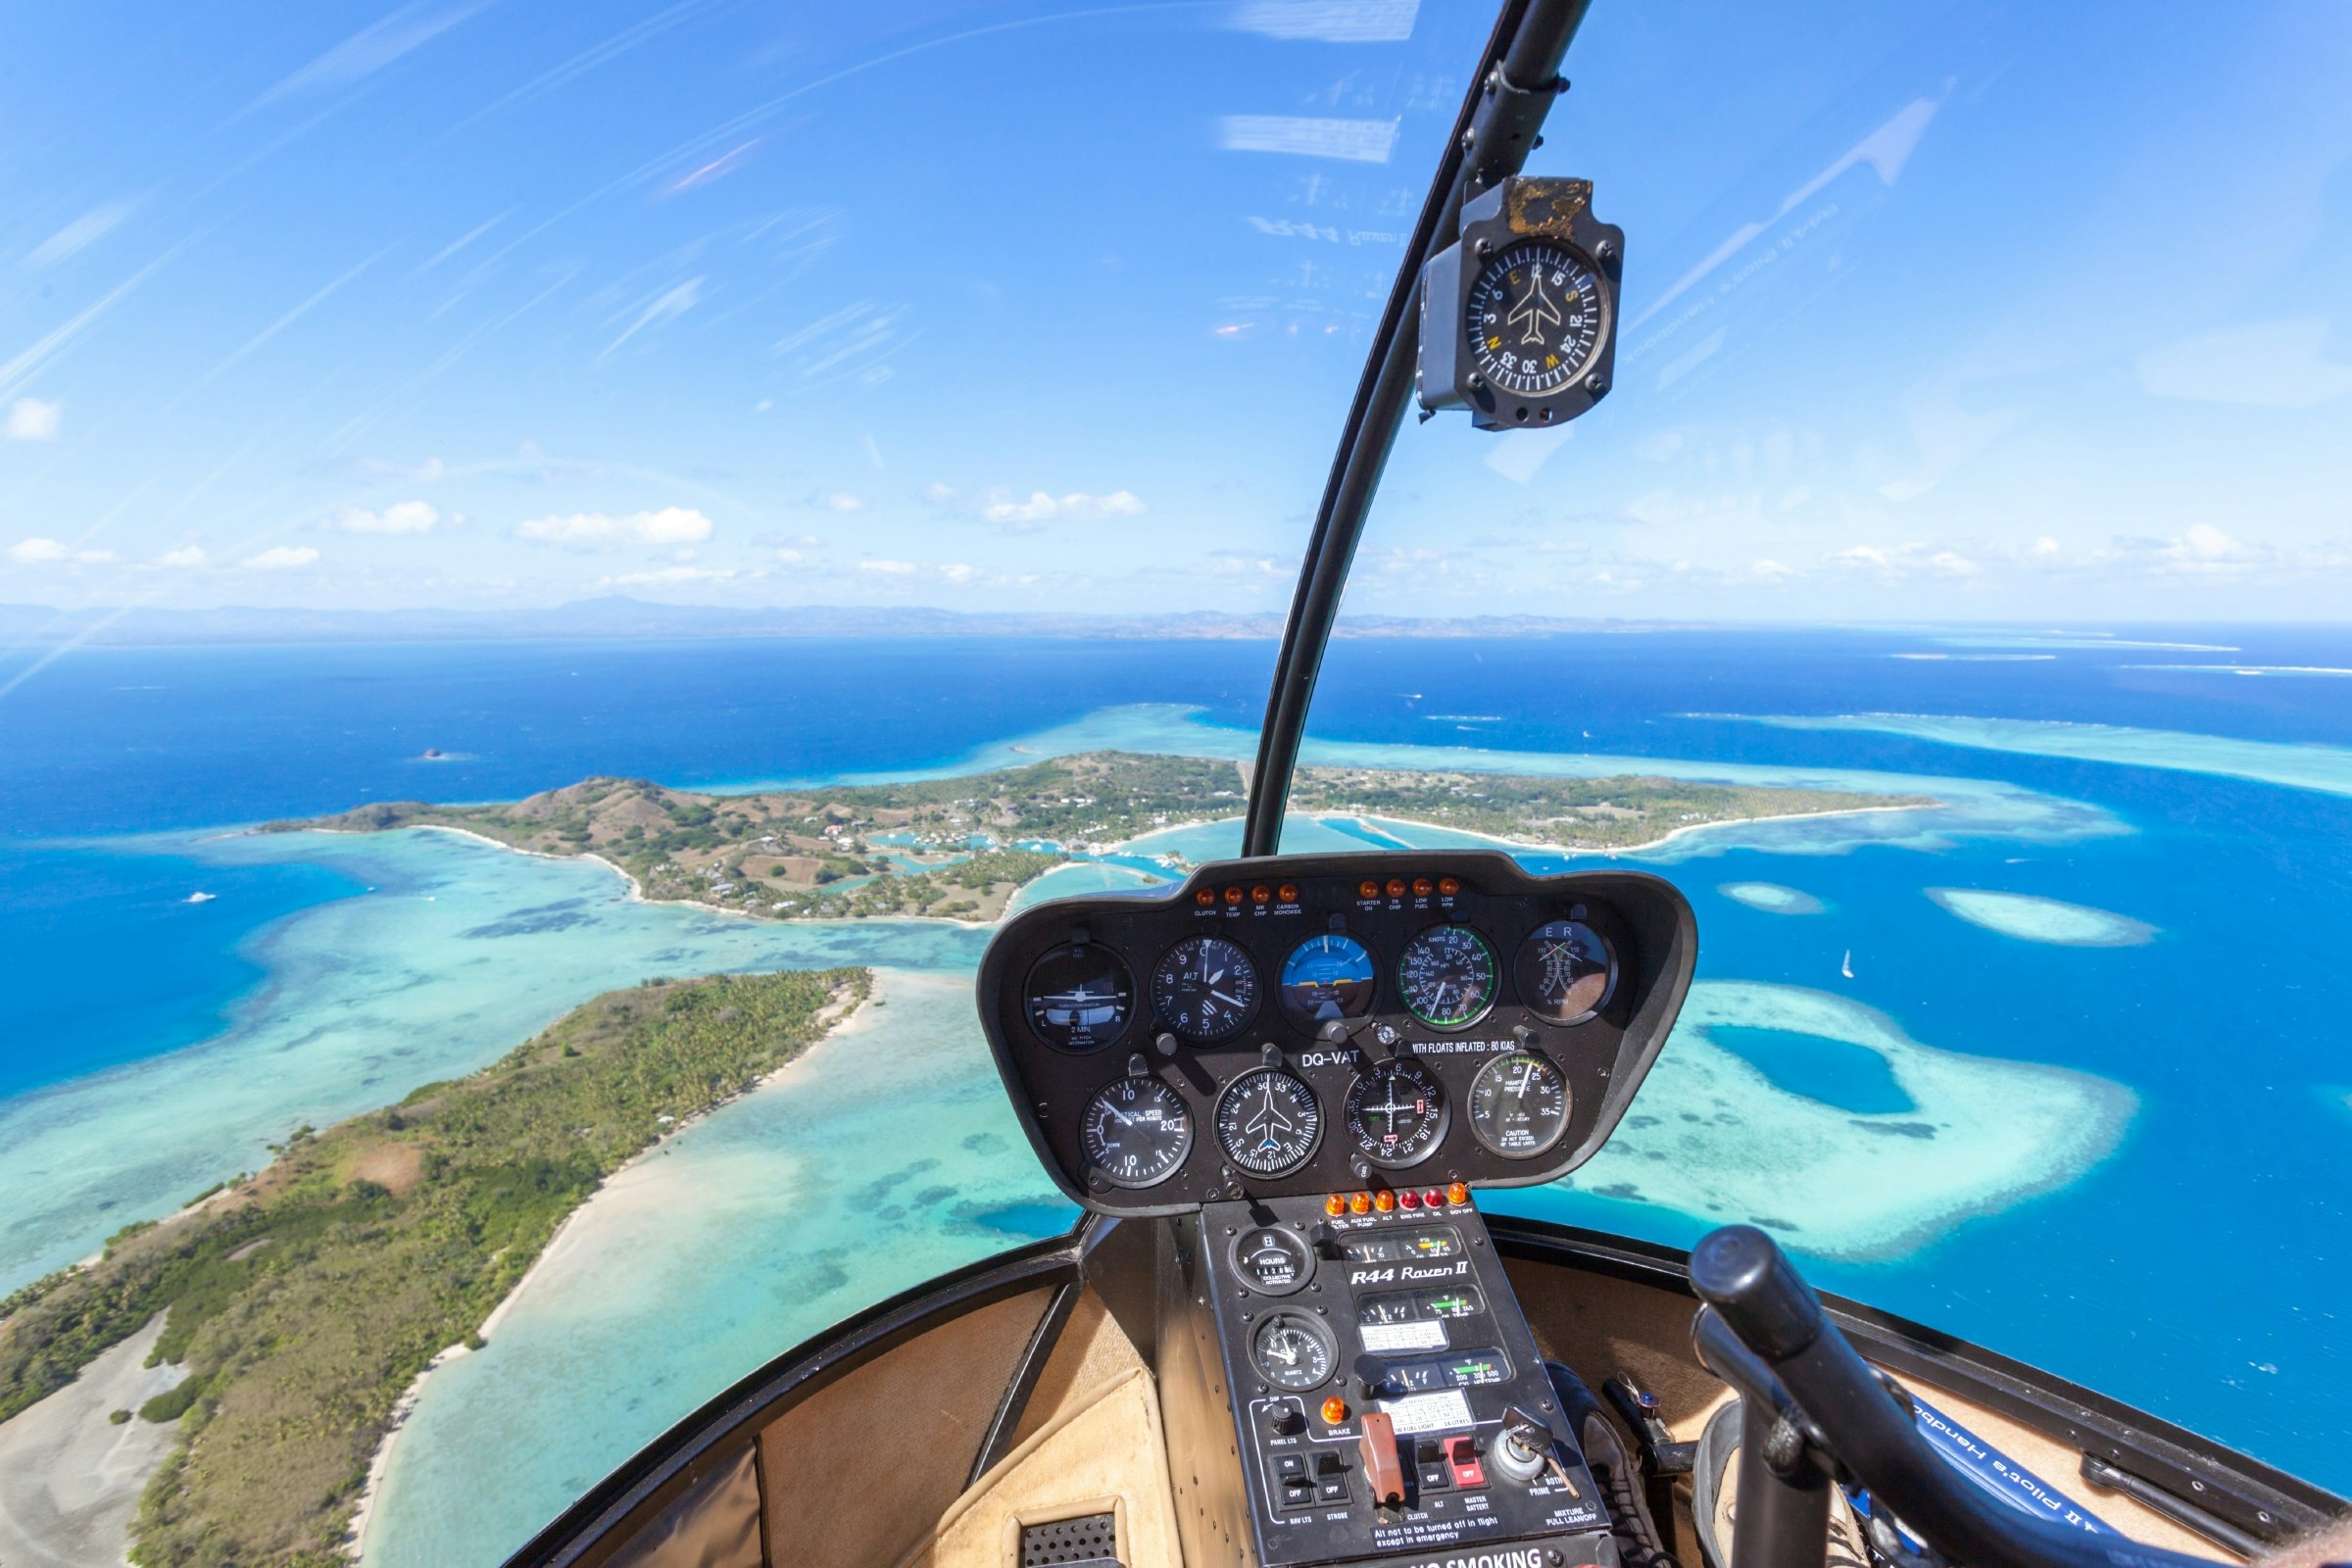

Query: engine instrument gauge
1080;1075;1192;1189
1023;942;1133;1052
1465;242;1607;400
1151;936;1258;1043
1279;933;1376;1030
1514;919;1617;1025
1251;1311;1338;1393
1397;925;1497;1030
1214;1066;1321;1177
1344;1058;1447;1169
1466;1051;1571;1159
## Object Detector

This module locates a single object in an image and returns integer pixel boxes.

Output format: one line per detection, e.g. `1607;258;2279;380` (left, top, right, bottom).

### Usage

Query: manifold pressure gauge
1417;176;1623;431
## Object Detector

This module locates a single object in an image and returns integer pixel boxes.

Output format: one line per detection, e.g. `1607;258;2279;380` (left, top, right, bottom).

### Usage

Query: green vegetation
1286;767;1926;850
0;967;867;1568
270;751;1925;919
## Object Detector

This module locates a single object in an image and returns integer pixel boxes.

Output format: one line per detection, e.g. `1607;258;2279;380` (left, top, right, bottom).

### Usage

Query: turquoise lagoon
10;628;2352;1547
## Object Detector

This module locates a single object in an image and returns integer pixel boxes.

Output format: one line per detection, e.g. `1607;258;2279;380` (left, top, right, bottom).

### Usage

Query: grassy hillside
0;967;867;1568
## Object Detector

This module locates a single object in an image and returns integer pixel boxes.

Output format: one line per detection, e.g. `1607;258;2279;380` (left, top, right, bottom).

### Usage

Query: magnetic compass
1418;175;1623;430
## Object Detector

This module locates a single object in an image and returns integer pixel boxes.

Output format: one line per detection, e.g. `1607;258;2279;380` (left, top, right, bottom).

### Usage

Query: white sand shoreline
348;981;878;1561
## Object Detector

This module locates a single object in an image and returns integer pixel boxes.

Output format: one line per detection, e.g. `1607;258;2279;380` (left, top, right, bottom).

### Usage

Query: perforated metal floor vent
1020;1511;1120;1568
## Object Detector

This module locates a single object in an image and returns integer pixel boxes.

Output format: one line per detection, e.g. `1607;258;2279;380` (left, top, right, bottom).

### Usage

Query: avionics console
975;854;1698;1568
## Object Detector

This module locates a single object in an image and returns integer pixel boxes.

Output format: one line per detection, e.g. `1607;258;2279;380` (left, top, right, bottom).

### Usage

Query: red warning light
1251;885;1272;905
1439;876;1461;897
1412;877;1434;897
1385;878;1407;899
1278;884;1298;904
1224;886;1245;906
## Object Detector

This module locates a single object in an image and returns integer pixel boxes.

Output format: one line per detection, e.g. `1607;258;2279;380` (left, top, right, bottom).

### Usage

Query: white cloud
919;481;957;505
514;507;713;546
155;546;210;568
240;545;320;569
942;562;979;583
8;535;113;564
1826;542;1980;578
1752;559;1797;581
979;489;1147;524
2136;318;2352;409
6;398;61;440
331;500;439;534
819;491;863;512
775;548;803;564
858;559;918;575
1217;115;1399;165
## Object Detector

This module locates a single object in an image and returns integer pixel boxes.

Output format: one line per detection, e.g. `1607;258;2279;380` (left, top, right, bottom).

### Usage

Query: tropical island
267;751;1931;921
0;967;867;1568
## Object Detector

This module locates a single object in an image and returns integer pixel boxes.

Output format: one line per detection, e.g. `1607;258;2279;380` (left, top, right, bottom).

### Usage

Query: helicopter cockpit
487;6;2348;1568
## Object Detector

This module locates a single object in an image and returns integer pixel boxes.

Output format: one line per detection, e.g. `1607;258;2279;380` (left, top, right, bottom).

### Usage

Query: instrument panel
976;852;1697;1217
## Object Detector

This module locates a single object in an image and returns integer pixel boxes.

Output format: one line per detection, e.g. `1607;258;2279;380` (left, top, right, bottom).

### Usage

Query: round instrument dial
1344;1058;1448;1169
1465;241;1608;399
1230;1225;1314;1295
1250;1311;1338;1392
1080;1075;1192;1188
1214;1066;1321;1177
1397;925;1497;1030
1514;919;1617;1025
1151;936;1258;1043
1023;942;1133;1052
1466;1051;1571;1159
1279;933;1376;1030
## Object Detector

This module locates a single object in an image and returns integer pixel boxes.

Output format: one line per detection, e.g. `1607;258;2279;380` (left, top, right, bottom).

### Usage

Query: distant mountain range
0;597;1669;646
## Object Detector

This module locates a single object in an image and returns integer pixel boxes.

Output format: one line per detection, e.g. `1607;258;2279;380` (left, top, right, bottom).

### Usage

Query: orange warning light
1322;1396;1349;1425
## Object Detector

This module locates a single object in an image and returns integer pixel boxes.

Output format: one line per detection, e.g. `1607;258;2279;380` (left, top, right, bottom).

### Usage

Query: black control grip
1689;1226;2215;1568
1689;1225;1827;1361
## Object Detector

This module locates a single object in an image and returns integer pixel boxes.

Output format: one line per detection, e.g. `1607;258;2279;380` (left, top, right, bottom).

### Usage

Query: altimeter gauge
1344;1057;1447;1168
1466;1051;1570;1158
1214;1066;1322;1177
1418;175;1623;431
1152;935;1259;1043
1081;1075;1192;1189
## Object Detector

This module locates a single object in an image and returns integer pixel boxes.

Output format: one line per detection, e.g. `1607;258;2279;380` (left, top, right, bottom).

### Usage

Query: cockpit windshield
1;4;2346;1566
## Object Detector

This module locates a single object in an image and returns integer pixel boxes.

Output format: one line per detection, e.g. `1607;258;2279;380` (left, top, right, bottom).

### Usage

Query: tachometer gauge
1151;936;1258;1043
1514;919;1616;1025
1279;933;1376;1030
1023;942;1133;1052
1214;1066;1321;1176
1397;925;1497;1030
1344;1058;1447;1169
1465;241;1607;400
1080;1076;1191;1189
1250;1311;1337;1392
1466;1051;1571;1159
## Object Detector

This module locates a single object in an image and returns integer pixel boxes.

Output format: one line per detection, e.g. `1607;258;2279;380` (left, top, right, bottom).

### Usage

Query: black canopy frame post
1239;0;1593;858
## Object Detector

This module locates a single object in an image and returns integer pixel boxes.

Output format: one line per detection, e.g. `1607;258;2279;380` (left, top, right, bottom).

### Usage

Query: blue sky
1;0;2347;620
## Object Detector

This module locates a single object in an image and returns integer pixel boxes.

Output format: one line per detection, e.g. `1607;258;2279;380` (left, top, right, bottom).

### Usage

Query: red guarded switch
1446;1435;1487;1488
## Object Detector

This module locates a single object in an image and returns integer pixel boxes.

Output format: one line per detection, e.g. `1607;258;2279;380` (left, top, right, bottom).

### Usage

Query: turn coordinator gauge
1418;176;1623;431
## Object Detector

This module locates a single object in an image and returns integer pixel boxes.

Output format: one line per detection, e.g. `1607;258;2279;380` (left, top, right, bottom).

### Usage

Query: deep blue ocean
4;628;2348;1496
